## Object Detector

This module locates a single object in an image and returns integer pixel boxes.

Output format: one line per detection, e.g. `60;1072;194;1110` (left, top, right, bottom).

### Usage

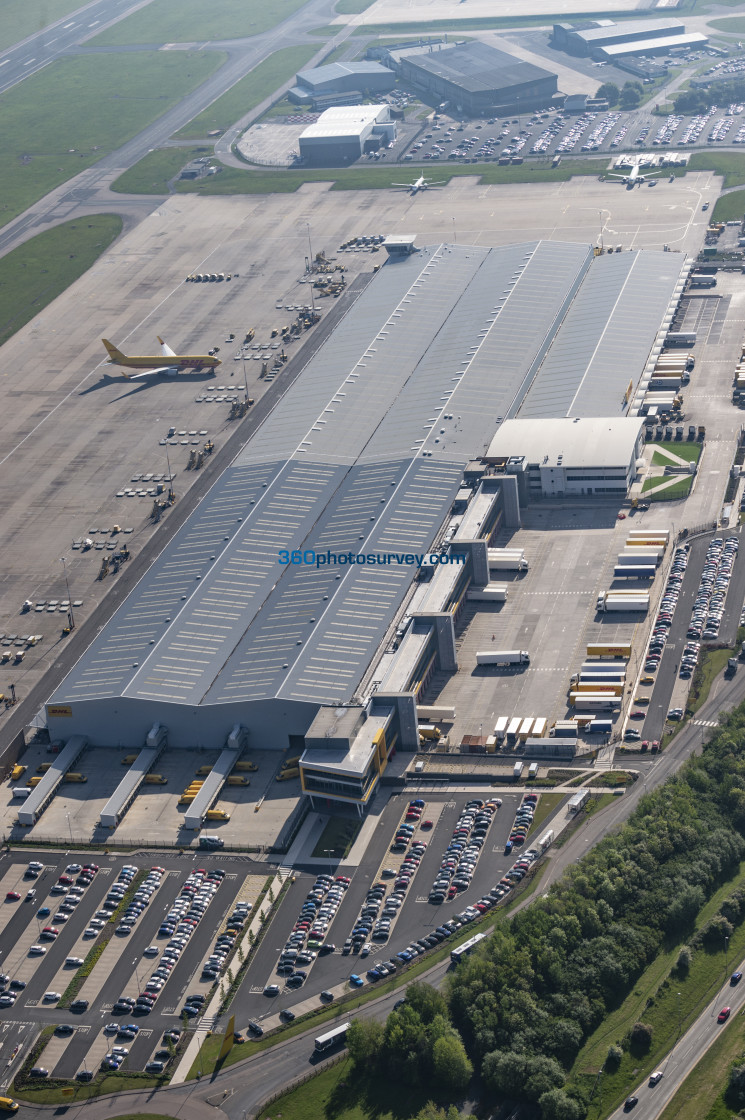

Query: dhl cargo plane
102;337;221;379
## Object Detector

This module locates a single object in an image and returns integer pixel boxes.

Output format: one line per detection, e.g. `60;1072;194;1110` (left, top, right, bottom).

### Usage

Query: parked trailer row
586;643;632;659
613;566;656;580
487;548;528;571
467;584;508;602
597;595;649;613
626;529;670;544
569;694;621;711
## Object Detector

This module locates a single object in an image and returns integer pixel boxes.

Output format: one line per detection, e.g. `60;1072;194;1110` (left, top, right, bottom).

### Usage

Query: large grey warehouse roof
297;62;390;89
48;240;686;747
575;17;684;43
400;42;554;95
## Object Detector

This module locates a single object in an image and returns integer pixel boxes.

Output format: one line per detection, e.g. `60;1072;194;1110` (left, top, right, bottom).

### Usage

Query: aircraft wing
122;366;176;379
157;336;177;357
391;183;413;187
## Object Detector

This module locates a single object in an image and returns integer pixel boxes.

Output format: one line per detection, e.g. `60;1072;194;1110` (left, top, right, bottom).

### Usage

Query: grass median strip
89;0;311;45
0;215;122;348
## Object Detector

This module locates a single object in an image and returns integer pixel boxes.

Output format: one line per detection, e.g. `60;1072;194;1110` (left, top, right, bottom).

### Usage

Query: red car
630;711;646;720
57;876;73;885
5;892;19;902
718;1007;731;1023
421;820;433;830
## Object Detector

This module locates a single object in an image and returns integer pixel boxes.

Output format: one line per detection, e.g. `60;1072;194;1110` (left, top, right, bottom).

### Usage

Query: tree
346;1019;383;1066
619;86;640;109
597;82;619;106
726;1063;745;1108
605;1044;623;1071
630;1022;653;1054
674;945;692;977
538;1088;586;1120
407;982;448;1023
432;1033;473;1093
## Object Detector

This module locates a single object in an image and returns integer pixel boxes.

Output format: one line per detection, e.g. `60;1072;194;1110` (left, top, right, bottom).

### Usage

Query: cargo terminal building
45;241;687;810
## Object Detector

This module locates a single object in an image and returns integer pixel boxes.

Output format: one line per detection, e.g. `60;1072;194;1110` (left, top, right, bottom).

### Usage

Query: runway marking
0;61;8;67
47;38;57;45
23;59;35;66
63;22;75;27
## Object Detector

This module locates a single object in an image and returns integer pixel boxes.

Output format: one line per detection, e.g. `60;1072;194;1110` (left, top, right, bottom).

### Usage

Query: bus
450;932;487;965
314;1022;350;1053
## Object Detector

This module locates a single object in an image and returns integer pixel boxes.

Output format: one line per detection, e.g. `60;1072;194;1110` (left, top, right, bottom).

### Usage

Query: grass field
641;476;693;500
0;0;85;50
709;15;745;33
174;45;317;140
0;51;223;232
257;1056;435;1120
90;0;310;45
651;441;702;465
569;859;745;1118
0;216;122;348
14;1071;163;1104
689;151;745;189
713;189;745;223
688;647;734;713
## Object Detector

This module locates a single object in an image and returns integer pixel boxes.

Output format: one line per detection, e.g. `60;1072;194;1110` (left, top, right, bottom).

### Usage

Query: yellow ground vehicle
10;765;25;782
28;776;42;788
235;760;258;772
281;755;301;771
227;775;249;786
0;1097;19;1112
37;763;51;774
277;767;299;781
65;773;87;783
640;676;655;685
122;753;138;765
179;795;196;805
633;696;650;706
206;808;230;821
145;774;167;784
196;765;212;776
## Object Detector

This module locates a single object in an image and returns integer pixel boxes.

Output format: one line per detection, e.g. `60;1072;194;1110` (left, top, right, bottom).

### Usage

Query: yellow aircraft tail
102;338;128;363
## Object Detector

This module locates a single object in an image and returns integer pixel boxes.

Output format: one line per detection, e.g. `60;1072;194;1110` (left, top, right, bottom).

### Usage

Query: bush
605;1044;623;1071
674;945;692;978
629;1022;653;1055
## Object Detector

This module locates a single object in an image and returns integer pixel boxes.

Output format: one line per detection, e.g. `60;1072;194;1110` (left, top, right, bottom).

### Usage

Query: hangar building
395;42;558;117
288;61;395;108
553;18;707;60
298;104;395;166
45;241;687;798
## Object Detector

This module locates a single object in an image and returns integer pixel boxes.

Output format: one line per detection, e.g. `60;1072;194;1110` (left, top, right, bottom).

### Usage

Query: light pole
65;813;73;845
60;557;74;631
725;935;730;983
676;991;681;1038
323;848;334;878
306;222;316;318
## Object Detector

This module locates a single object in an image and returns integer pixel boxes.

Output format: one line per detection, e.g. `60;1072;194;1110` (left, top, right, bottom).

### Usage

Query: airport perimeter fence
2;835;265;854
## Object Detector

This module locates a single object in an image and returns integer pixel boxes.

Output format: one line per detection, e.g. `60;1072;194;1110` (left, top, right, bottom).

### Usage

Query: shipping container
569;693;621;710
531;717;547;738
506;718;521;742
518;718;533;741
494;716;509;740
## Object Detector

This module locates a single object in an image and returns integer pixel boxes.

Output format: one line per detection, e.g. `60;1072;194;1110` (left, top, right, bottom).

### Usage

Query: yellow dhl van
36;763;51;774
235;760;258;772
276;767;299;781
144;774;167;784
227;775;250;786
122;754;138;765
206;808;230;821
179;794;196;804
281;755;301;771
64;773;87;783
28;776;42;788
10;765;25;782
196;765;212;776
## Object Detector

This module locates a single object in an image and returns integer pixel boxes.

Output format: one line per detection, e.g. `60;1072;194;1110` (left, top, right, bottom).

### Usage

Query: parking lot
0;851;267;1082
228;788;560;1029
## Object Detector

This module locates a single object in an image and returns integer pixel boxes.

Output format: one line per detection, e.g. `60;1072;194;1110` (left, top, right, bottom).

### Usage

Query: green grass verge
160;157;608;198
713;189;745;224
593;771;635;788
173;45;318;141
90;0;310;45
0;51;223;233
311;817;361;859
0;0;86;51
257;1055;431;1120
0;215;121;348
651;440;702;465
641;475;693;500
351;9;660;33
14;1072;165;1104
709;16;745;33
688;647;734;714
689;151;745;189
336;0;376;13
110;148;209;195
568;859;745;1118
658;1010;745;1120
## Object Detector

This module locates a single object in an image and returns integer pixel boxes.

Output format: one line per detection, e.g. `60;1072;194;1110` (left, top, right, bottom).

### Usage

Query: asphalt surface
0;269;373;756
227;790;527;1028
0;0;145;95
0;850;268;1080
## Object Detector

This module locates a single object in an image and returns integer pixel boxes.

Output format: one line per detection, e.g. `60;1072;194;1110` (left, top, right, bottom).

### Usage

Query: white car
143;946;159;957
28;945;46;955
43;992;61;1002
104;1023;119;1034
